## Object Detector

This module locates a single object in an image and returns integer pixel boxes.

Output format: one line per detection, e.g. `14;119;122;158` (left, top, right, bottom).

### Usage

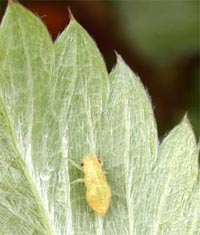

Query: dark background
0;0;199;139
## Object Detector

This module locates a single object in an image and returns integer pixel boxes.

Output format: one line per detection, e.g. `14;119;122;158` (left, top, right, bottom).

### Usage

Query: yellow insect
70;153;111;216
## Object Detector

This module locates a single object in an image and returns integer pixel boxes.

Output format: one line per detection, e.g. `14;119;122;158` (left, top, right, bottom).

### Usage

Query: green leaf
0;2;199;235
98;55;158;233
0;97;54;234
0;2;55;234
145;118;199;235
54;15;110;234
54;16;109;160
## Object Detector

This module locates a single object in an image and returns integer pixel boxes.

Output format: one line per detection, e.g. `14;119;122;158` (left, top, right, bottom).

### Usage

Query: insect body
80;153;111;216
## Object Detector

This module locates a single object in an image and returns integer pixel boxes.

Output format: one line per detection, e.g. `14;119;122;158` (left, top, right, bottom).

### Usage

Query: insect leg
68;158;83;171
70;178;84;185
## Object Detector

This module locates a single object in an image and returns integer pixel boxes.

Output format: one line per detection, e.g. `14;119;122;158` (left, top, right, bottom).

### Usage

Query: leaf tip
8;0;15;5
180;112;196;133
68;7;76;22
181;112;190;125
180;113;197;142
114;50;124;65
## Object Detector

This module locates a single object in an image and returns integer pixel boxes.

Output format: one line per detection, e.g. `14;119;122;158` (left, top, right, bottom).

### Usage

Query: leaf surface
54;16;109;234
99;56;158;234
146;119;199;235
0;2;199;235
0;3;55;234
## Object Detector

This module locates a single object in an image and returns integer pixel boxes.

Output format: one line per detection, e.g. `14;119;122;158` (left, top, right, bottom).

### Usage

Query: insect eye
98;159;101;164
81;162;84;167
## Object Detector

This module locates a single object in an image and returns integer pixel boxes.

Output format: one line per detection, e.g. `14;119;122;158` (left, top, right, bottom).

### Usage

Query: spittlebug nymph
81;154;111;216
70;153;111;216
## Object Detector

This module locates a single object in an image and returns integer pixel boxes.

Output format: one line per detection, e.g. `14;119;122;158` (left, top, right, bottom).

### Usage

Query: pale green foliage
0;2;199;235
